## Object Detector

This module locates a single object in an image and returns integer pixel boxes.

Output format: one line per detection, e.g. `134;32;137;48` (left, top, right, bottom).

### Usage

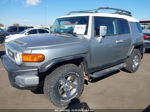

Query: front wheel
44;64;84;107
124;49;141;73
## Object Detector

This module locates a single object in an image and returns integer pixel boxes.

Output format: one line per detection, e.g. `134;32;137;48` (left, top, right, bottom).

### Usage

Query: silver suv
2;7;144;107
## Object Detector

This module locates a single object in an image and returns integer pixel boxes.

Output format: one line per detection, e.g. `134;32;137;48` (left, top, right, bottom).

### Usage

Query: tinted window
38;29;49;33
28;29;37;34
117;19;130;34
19;27;25;32
25;26;33;30
94;17;117;36
136;22;142;33
7;27;17;32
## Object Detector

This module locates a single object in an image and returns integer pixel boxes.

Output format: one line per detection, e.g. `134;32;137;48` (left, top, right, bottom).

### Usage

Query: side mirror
99;26;107;37
97;26;107;42
25;32;29;35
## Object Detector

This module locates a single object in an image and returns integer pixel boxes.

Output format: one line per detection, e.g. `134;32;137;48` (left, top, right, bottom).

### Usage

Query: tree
13;24;19;26
0;24;4;27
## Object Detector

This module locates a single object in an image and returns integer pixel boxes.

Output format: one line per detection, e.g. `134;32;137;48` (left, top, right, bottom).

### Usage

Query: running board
90;63;126;79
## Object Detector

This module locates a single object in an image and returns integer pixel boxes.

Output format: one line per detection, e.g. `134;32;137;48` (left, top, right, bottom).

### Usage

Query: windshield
50;16;89;35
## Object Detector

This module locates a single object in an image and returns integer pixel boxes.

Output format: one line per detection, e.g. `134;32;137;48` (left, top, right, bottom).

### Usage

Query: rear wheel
124;49;141;73
44;64;84;107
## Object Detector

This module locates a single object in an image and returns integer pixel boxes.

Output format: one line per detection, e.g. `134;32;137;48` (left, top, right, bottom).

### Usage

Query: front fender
38;54;88;73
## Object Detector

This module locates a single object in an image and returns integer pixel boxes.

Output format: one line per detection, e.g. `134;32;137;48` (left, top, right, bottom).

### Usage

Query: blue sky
0;0;149;27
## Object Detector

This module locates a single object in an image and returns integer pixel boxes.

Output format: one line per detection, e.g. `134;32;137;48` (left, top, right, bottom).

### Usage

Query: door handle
116;40;124;44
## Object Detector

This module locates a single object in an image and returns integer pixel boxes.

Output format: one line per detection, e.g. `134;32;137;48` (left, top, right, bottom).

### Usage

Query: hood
5;34;25;42
7;34;24;38
11;34;85;48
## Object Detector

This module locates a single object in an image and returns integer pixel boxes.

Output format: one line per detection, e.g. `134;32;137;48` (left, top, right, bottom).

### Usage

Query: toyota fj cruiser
2;7;144;107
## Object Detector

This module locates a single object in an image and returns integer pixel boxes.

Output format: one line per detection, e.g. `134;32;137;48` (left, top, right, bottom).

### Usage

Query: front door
90;17;122;71
115;18;132;60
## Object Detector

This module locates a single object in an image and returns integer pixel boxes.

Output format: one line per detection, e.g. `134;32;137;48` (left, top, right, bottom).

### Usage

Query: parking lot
0;43;150;110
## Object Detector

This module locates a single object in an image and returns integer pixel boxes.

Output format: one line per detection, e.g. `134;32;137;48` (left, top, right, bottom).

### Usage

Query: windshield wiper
51;30;77;37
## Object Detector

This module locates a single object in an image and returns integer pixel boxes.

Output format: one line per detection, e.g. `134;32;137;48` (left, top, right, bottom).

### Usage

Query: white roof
58;13;139;22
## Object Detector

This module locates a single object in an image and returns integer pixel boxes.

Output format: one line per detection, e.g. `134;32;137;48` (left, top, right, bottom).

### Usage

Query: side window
94;17;117;36
19;27;25;32
28;29;37;34
136;22;142;33
38;29;49;33
117;19;130;34
8;27;17;32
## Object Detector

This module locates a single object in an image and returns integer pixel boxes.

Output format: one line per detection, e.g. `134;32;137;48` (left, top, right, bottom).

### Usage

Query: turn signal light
22;54;45;62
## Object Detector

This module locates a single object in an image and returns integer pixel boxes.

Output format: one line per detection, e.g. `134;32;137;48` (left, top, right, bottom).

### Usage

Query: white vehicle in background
5;28;50;42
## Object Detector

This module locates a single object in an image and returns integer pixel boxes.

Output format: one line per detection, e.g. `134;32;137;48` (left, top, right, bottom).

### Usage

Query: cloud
26;0;41;6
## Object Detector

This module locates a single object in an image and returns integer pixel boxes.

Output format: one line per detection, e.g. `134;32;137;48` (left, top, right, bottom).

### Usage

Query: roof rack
67;7;132;16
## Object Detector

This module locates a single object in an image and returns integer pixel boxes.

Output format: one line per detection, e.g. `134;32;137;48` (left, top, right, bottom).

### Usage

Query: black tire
31;85;44;94
44;64;84;107
124;49;141;73
0;37;4;43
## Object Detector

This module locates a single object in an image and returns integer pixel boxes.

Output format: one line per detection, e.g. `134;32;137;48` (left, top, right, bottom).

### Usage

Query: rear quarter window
136;22;142;33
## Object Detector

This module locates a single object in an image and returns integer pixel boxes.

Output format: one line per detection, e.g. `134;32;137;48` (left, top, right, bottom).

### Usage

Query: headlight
14;53;22;65
5;37;10;43
5;36;11;39
5;36;12;42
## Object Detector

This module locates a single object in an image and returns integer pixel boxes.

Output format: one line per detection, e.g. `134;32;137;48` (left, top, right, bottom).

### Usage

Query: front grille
5;47;16;63
7;48;15;59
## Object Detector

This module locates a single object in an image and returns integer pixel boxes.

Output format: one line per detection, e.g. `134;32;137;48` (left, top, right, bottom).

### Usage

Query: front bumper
1;55;39;89
144;40;150;49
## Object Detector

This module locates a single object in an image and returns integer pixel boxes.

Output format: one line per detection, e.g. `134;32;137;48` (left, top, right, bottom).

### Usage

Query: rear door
115;18;132;60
